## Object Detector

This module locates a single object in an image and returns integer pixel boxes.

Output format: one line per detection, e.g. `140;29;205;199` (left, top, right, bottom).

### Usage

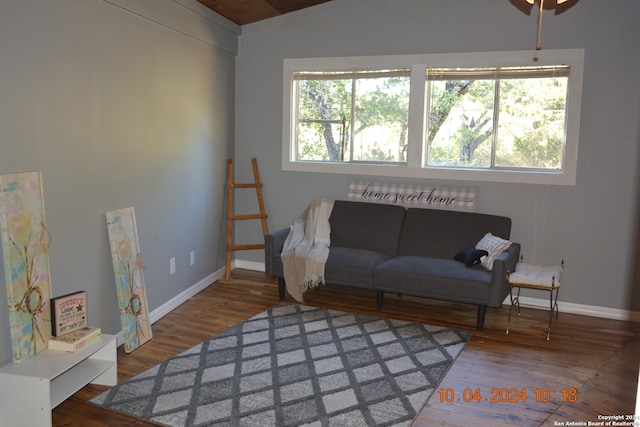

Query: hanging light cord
536;0;545;50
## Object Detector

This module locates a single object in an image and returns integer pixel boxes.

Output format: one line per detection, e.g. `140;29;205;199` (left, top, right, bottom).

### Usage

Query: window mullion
293;80;300;161
407;65;426;168
491;80;501;168
349;79;356;162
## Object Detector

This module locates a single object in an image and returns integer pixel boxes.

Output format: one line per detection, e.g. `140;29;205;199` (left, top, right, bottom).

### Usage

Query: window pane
495;77;568;169
352;76;410;162
294;70;410;163
427;79;495;168
295;79;350;161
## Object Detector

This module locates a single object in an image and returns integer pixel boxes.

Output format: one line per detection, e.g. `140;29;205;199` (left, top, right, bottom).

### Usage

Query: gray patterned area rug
90;303;471;427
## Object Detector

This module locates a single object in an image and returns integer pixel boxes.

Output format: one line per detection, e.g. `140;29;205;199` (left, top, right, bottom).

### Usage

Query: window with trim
426;66;569;170
294;69;410;164
283;50;584;185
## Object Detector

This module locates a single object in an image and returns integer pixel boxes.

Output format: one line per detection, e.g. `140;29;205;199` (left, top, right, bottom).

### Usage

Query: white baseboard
115;260;639;346
502;295;640;322
233;259;266;272
149;270;224;325
236;259;640;323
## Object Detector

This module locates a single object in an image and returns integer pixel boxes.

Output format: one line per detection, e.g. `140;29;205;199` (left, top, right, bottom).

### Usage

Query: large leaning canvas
106;207;152;352
0;171;53;363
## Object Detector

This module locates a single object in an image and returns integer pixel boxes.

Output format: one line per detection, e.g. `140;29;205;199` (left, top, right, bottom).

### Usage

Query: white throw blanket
281;197;335;303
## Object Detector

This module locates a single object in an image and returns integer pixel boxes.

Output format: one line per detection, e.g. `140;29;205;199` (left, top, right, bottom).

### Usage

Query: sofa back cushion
397;208;511;258
329;200;406;255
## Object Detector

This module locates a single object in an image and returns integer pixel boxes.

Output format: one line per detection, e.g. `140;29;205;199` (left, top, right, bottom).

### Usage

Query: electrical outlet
169;257;176;275
190;251;195;266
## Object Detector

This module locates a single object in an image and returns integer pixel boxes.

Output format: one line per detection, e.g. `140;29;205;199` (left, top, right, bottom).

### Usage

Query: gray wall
234;0;640;314
0;0;238;365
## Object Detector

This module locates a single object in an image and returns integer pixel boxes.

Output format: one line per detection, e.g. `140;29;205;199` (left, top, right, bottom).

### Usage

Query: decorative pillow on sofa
475;232;512;270
454;246;489;267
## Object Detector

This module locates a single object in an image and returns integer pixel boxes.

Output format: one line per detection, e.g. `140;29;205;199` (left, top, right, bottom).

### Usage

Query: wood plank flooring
52;269;640;426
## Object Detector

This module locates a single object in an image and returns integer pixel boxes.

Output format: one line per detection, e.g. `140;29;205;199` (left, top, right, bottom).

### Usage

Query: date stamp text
435;387;639;426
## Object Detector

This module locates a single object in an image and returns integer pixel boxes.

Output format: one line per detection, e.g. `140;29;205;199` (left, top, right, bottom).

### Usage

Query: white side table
506;261;563;340
0;334;117;427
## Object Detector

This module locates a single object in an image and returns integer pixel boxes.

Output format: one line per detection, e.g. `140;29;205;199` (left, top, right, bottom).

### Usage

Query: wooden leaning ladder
225;158;269;280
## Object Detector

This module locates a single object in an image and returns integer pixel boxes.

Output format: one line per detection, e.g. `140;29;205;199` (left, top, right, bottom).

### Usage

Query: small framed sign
51;291;88;336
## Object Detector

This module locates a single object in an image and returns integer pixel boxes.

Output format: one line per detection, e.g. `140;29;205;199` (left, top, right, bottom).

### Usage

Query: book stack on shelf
49;326;102;352
48;291;101;352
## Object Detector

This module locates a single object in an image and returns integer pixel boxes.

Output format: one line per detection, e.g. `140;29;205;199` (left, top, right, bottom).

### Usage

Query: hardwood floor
52;269;640;426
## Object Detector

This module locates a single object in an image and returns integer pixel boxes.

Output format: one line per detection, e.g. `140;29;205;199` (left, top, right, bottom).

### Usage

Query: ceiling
196;0;332;25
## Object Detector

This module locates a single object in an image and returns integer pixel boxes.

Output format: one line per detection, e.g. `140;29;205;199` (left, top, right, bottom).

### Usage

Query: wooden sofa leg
278;277;285;300
477;305;486;331
376;291;384;310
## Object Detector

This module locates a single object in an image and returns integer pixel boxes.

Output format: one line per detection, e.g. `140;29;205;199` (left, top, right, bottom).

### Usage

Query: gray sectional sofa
264;200;520;330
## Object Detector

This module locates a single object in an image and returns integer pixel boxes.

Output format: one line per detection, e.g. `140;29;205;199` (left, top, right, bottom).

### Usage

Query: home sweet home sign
347;180;477;211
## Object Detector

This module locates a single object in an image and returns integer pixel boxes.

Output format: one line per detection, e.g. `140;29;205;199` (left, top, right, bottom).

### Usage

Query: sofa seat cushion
373;256;493;303
323;246;393;289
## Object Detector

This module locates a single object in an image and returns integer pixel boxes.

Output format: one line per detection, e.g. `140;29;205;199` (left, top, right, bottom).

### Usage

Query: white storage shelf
0;334;117;427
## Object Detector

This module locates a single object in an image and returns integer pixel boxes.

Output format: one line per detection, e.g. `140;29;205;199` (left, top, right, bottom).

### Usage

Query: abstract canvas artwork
106;207;152;353
0;171;53;363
